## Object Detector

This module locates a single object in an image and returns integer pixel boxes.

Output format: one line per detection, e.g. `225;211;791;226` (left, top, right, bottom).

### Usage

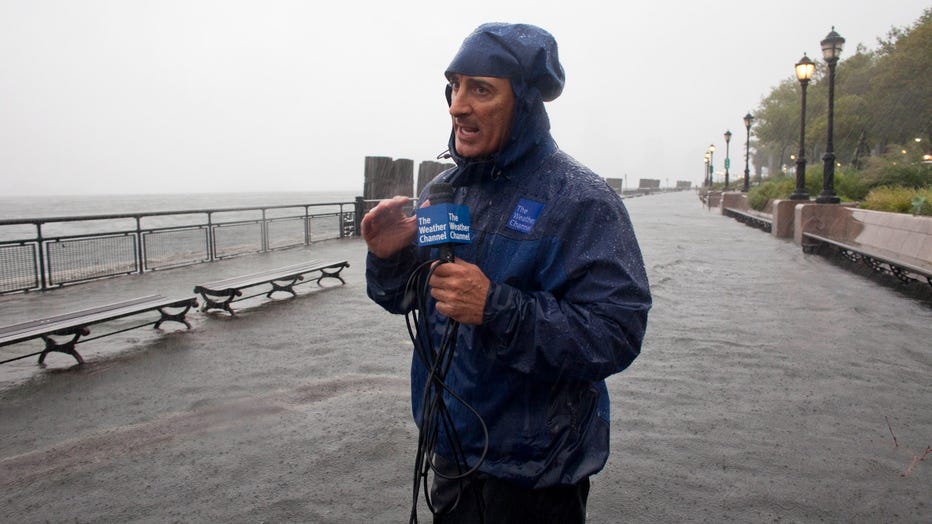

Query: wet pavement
1;191;930;523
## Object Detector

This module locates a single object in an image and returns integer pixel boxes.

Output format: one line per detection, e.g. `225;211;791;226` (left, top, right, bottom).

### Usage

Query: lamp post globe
742;112;753;192
817;27;844;204
791;54;815;200
723;130;732;190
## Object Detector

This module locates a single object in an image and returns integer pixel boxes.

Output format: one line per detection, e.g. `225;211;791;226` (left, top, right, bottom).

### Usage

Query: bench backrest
0;296;163;335
195;260;348;291
797;205;932;264
0;295;195;345
843;208;932;263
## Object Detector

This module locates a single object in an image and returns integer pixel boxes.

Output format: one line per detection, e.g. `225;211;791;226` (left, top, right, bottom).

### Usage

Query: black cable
405;257;489;524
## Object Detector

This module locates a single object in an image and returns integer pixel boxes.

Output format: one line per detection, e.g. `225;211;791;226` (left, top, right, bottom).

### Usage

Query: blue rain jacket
366;23;651;489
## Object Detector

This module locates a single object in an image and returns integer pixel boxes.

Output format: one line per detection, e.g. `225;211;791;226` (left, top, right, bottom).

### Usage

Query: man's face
448;73;515;159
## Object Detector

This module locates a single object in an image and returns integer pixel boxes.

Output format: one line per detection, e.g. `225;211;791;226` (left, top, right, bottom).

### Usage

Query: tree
750;8;931;171
753;79;802;174
808;93;871;168
868;8;932;146
804;44;876;167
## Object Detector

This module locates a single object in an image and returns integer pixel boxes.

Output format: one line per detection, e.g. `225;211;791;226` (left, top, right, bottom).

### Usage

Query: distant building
605;177;624;193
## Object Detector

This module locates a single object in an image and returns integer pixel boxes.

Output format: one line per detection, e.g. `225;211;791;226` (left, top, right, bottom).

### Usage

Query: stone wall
715;190;931;272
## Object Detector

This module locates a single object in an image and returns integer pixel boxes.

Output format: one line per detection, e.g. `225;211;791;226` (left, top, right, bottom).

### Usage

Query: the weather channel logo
507;198;544;234
416;204;471;246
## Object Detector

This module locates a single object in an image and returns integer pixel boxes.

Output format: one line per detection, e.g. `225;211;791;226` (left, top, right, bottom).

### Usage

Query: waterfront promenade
1;190;929;522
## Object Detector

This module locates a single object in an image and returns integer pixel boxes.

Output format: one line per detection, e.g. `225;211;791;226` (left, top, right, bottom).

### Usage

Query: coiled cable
405;258;489;523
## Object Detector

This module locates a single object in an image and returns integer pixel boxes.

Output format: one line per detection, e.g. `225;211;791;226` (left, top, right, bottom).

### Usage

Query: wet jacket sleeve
479;195;651;383
365;245;420;315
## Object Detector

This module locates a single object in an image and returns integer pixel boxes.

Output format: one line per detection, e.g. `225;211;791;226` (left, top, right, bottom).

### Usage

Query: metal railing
0;201;357;294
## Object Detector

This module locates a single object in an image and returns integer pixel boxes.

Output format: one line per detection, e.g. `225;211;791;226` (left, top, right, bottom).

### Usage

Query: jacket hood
442;23;565;185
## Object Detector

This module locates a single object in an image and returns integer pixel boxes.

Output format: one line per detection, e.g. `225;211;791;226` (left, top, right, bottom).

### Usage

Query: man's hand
361;196;418;259
429;259;490;325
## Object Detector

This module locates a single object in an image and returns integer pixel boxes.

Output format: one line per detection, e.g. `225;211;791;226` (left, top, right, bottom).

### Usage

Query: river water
0;191;358;220
0;190;929;522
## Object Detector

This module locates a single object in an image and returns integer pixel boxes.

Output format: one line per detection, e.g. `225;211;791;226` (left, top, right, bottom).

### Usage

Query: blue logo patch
506;198;544;234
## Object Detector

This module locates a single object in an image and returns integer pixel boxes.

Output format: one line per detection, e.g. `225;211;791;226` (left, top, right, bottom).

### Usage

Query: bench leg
889;265;912;284
840;248;861;263
267;276;304;299
198;293;239;316
38;328;90;365
155;302;196;329
316;266;347;286
861;255;884;273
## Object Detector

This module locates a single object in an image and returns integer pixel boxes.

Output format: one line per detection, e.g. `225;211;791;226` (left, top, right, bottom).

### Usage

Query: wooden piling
416;160;454;196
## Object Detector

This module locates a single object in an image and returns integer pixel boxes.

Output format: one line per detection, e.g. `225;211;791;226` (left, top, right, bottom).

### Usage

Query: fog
0;0;927;196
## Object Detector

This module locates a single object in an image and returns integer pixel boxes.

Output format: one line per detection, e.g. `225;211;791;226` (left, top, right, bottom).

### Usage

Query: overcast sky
0;0;928;197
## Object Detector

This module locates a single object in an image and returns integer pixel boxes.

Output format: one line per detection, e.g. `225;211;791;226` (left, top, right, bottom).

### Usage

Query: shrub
834;168;870;201
912;195;932;215
804;167;823;197
862;186;932;215
747;169;867;211
748;176;794;211
860;154;932;188
802;165;869;201
746;157;928;214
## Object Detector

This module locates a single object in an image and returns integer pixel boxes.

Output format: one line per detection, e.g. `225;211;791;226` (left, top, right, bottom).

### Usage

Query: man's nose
449;90;469;117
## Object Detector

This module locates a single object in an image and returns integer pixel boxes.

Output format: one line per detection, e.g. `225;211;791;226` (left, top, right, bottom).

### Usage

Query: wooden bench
0;295;198;365
801;232;932;288
193;259;350;315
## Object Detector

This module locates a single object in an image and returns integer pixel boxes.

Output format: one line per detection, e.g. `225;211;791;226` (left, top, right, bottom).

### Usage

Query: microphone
416;182;471;262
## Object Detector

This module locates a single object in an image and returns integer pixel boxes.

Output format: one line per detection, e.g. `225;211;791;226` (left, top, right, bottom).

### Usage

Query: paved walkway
1;191;929;522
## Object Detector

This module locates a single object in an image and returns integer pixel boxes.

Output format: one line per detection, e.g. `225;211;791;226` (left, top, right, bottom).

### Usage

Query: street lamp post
817;27;844;204
742;112;753;192
723;130;732;190
708;144;716;187
704;153;710;187
791;54;815;200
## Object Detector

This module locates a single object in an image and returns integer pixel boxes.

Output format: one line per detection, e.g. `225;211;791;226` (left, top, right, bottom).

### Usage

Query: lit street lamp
817;27;844;204
708;144;716;187
743;112;753;192
723;130;732;190
791;53;815;200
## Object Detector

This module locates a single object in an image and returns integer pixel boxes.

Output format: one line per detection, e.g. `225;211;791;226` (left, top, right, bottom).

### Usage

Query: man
363;23;651;522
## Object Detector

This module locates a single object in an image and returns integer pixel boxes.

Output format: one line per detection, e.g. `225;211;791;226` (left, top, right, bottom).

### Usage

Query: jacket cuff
366;246;417;303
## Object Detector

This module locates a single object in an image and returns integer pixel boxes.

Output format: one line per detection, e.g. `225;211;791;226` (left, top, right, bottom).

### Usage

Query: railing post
354;196;364;237
207;211;216;261
135;216;144;273
36;222;48;291
261;208;269;253
304;205;311;245
339;204;345;239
